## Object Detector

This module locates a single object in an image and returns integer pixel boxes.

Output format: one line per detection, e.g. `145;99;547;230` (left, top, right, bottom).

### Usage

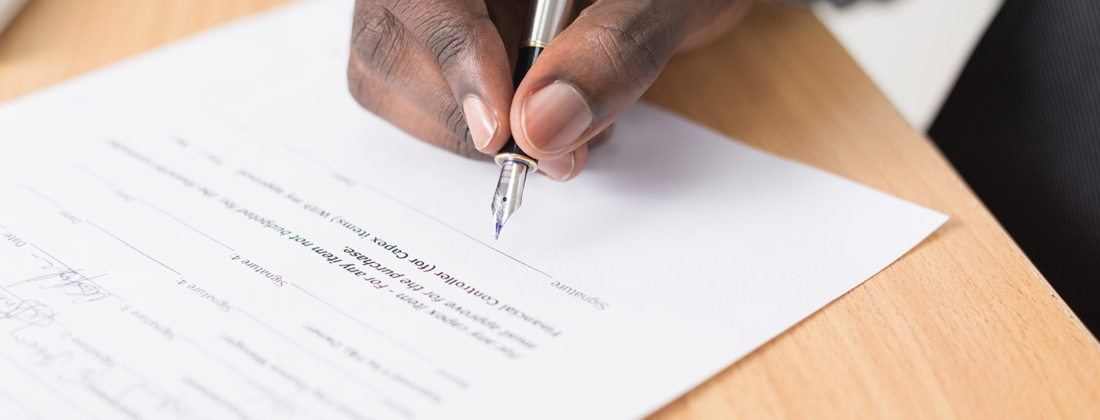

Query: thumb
510;0;740;160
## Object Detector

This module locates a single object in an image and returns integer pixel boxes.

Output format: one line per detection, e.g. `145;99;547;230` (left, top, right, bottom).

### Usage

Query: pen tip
495;221;503;240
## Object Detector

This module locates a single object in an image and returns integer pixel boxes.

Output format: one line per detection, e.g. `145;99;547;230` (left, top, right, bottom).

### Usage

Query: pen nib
491;160;529;239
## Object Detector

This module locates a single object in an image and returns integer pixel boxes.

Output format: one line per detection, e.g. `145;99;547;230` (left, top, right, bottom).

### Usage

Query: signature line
363;185;554;279
199;107;553;279
139;199;235;252
19;185;180;275
75;163;236;252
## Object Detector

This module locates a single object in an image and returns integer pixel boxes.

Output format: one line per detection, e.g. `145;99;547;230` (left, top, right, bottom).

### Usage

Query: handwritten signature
11;266;111;304
0;291;55;329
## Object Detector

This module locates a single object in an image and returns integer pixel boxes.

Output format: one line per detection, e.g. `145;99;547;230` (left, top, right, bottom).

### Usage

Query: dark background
931;0;1100;333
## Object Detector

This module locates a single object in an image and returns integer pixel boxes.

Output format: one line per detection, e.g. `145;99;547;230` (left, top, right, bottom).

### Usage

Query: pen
491;0;575;239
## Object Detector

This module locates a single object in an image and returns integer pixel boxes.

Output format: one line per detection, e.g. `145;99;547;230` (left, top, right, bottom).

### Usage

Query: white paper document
0;1;947;419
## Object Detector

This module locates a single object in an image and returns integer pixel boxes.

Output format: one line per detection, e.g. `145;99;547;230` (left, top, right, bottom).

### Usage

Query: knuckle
584;12;670;87
352;5;407;78
415;13;488;71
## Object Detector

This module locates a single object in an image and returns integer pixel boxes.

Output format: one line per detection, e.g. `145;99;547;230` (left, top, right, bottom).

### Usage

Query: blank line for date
75;164;235;252
20;184;64;208
74;165;117;188
20;184;179;275
85;221;180;275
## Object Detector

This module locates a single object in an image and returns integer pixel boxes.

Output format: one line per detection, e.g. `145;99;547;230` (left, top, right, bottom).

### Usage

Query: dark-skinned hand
348;0;752;181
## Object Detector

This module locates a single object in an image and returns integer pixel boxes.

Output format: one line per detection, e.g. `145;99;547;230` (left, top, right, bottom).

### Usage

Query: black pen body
496;46;544;159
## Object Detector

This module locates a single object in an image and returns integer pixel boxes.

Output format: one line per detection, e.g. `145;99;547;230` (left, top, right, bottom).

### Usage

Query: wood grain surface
2;1;1098;419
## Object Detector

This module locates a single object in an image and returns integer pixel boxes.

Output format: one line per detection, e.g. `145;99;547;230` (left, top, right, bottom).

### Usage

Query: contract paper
0;1;947;419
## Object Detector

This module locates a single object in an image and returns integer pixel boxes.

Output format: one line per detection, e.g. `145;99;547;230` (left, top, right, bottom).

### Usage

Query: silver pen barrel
491;0;575;239
524;0;574;47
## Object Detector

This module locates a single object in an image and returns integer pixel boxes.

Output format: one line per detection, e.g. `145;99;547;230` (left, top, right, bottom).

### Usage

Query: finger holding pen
350;0;516;157
347;0;750;181
511;0;752;178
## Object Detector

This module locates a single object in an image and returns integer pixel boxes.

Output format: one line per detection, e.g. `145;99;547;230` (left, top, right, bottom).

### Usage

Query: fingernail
462;95;497;151
522;82;593;155
539;152;576;182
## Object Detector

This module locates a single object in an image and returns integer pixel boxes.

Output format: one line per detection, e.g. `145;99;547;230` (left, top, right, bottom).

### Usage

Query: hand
348;0;751;180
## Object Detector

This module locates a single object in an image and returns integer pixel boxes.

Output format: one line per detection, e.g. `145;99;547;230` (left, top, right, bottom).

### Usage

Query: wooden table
2;1;1098;418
